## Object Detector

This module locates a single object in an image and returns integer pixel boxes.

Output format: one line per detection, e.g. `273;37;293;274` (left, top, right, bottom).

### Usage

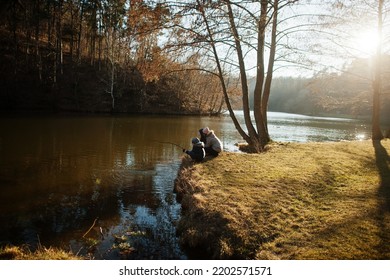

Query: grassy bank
0;245;82;260
174;140;390;259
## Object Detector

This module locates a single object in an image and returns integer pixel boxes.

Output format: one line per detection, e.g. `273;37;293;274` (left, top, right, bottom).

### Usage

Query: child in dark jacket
183;137;206;162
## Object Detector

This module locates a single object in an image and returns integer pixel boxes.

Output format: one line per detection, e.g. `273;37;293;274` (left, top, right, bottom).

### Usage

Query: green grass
174;140;390;259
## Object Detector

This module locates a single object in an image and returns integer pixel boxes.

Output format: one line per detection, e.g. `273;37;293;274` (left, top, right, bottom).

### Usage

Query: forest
0;0;226;114
0;0;389;122
267;58;390;120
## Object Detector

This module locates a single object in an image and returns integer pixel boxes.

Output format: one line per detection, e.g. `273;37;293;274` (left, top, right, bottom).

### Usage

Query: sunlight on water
220;111;370;144
356;134;366;141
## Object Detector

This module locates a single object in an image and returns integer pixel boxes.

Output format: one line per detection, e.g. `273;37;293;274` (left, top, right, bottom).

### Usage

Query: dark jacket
185;141;206;162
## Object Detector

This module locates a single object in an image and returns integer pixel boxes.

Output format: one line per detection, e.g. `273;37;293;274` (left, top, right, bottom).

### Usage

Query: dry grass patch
175;140;390;259
0;245;82;260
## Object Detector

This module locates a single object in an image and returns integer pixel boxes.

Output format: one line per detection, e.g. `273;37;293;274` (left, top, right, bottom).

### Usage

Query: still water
0;112;369;259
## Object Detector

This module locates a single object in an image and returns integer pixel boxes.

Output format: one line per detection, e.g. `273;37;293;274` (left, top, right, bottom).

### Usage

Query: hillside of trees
0;0;225;114
0;1;389;123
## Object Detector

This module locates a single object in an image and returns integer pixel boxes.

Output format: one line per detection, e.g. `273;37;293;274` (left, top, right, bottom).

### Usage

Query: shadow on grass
373;140;390;210
372;140;390;258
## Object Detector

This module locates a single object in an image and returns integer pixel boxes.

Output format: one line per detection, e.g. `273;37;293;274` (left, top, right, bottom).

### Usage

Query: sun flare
353;30;379;57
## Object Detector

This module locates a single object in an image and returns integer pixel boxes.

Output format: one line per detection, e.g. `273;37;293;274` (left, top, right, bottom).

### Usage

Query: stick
82;218;98;238
156;141;186;150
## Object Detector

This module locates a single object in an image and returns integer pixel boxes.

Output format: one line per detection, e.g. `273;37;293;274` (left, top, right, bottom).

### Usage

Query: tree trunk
372;0;383;140
90;1;98;66
35;0;42;81
253;0;268;141
196;0;250;145
226;1;258;141
110;61;115;111
57;0;64;75
77;1;85;64
261;0;279;144
70;4;74;61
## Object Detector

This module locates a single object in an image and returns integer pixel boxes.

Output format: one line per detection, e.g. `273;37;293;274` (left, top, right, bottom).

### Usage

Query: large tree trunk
372;72;383;140
260;0;279;145
372;0;384;140
253;0;268;147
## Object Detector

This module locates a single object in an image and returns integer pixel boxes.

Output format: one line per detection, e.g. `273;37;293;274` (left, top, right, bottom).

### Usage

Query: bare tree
169;0;299;151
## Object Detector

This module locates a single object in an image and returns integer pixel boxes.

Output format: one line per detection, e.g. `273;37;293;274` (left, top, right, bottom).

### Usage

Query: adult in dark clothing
183;137;206;162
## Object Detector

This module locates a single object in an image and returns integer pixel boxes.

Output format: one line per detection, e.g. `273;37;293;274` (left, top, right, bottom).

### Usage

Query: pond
0;112;370;259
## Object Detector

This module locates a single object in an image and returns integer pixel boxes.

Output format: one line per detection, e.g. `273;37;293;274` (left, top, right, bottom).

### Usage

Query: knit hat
192;137;200;144
202;127;210;135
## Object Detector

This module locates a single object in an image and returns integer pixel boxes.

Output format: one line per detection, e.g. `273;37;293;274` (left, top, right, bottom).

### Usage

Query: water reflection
0;116;200;259
0;113;370;259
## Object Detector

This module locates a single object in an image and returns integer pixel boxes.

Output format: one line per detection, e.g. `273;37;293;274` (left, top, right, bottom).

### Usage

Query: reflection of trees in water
0;115;221;257
0;168;158;247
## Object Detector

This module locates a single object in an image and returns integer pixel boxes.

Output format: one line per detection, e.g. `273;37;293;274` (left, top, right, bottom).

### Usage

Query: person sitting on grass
183;137;206;162
202;127;223;157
